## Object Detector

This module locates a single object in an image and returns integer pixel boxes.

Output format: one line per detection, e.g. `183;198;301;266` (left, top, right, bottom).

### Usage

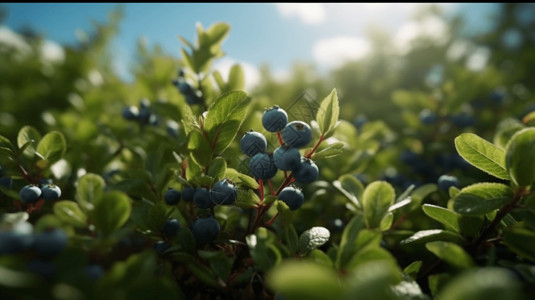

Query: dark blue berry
178;81;193;95
154;241;170;255
0;177;12;188
210;178;238;206
293;157;319;183
182;187;196;202
249;153;278;179
240;131;267;157
122;106;139;120
282;121;312;148
194;187;213;209
278;186;304;210
419;109;438;125
40;184;61;201
273;146;301;171
0;231;34;254
191;217;220;245
162;219;181;238
19;185;41;203
164;188;181;205
353;115;367;129
84;264;104;280
262;106;288;132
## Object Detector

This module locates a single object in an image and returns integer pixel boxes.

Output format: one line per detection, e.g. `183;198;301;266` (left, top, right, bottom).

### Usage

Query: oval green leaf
316;88;340;136
362;181;395;228
92;191;131;236
76;173;106;212
53;201;87;228
17;125;41;157
453;183;513;216
505;128;535;187
422;204;461;233
36;131;66;164
454;133;510;180
425;241;474;270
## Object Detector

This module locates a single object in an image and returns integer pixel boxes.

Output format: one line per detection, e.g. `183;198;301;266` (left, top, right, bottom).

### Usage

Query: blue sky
2;3;500;85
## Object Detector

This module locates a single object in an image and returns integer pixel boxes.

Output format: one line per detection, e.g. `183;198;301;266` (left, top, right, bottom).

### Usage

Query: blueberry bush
1;4;535;300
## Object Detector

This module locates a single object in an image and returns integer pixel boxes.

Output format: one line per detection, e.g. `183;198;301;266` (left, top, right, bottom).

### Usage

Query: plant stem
305;134;325;159
276;131;284;145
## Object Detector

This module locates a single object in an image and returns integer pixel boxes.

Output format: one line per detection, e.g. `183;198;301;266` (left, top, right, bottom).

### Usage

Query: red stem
276;131;284;146
264;212;279;227
305;134;325;159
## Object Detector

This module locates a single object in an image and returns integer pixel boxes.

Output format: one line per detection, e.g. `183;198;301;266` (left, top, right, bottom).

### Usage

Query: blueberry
490;90;506;104
450;113;476;128
249;153;278;180
164;188;181;205
273;146;301;171
419;109;438;125
19;185;42;203
437;175;460;191
0;177;12;188
122;106;139;120
0;231;34;254
84;264;104;280
166;120;180;138
138;106;152;124
191;216;220;245
292;157;319;184
210;178;238;206
400;150;419;165
182;187;196;202
262;106;288;132
139;98;150;109
33;229;68;257
278;186;304;210
162;218;181;238
282;121;312;148
178;81;193;95
240;131;267;157
40;184;61;201
154;241;170;255
353;115;367;129
186;90;204;105
194;187;213;209
177;69;185;78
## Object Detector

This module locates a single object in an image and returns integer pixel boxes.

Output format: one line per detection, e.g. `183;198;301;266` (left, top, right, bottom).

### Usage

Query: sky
1;3;501;87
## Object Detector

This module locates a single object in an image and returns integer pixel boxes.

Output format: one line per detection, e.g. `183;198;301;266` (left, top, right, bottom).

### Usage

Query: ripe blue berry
182;187;196;202
241;131;267;157
164;188;181;205
210;178;238;205
249;153;278;179
191;217;220;245
419;109;438;125
400;150;419;165
84;264;104;280
353;115;367;129
450;113;476;128
0;230;34;254
262;106;288;132
162;219;181;238
194;187;212;209
122;106;139;120
278;186;304;210
41;184;61;201
178;81;193;95
437;175;460;191
33;229;68;257
19;185;42;203
0;177;12;188
293;158;319;183
154;241;170;255
282;121;312;148
273;146;301;171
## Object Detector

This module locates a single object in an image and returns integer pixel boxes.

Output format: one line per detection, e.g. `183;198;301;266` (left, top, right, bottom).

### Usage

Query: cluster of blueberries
242;106;318;210
418;109;476;128
172;69;204;105
122;98;159;126
157;178;237;248
19;179;62;203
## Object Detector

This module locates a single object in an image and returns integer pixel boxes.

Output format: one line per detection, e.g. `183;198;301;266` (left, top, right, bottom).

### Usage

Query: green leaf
198;250;235;281
227;64;245;90
36;131;66;164
316;88;340;136
343;261;402;300
236;173;259;189
308;249;333;268
333;174;363;209
403;261;422;279
503;227;535;262
522;111;535;126
186;262;219;288
187;128;212;166
346;247;395;270
266;260;343;300
204;22;231;46
92;191;131;236
422;204;461;232
246;227;282;272
204;91;251;154
336;213;365;269
212;70;226;91
147;201;168;232
411;184;438;207
17;125;41;157
283;224;299;254
425;241;474;270
53;201;87;228
454;133;510;180
494;118;525;149
313;141;345;159
438;268;522;300
362;181;395;228
0;266;40;288
299;227;330;251
453;183;513;216
505;128;535;187
235;188;260;209
185;155;202;182
401;230;464;246
207;157;227;182
76;173;106;212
